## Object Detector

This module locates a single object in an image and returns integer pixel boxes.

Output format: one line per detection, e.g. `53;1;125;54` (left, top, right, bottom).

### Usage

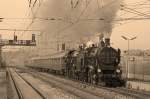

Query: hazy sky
0;0;30;40
0;0;150;50
111;0;150;50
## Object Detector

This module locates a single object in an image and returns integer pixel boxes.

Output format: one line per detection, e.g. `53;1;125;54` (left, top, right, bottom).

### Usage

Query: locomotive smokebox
105;38;110;46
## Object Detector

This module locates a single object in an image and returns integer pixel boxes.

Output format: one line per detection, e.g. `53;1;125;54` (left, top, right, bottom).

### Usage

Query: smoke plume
27;0;122;55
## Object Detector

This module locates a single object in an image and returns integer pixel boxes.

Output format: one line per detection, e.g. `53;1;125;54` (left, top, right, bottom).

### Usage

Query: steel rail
36;71;150;99
18;67;150;99
7;69;24;99
14;70;47;99
28;71;112;99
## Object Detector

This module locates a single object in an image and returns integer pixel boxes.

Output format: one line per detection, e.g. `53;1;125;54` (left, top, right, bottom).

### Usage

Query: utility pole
121;35;137;79
0;34;4;67
0;45;4;67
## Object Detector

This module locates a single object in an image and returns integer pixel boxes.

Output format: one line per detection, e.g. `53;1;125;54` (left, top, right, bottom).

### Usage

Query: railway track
23;69;134;99
28;69;150;99
112;87;150;99
75;79;150;99
8;68;81;99
7;68;47;99
12;67;150;99
7;68;23;99
27;71;108;99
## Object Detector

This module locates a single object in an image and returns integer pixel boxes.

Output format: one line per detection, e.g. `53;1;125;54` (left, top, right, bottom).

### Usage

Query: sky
0;0;31;39
111;0;150;50
0;0;150;51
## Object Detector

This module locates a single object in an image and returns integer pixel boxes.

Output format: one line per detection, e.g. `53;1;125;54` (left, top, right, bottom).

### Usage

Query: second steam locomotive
26;38;126;87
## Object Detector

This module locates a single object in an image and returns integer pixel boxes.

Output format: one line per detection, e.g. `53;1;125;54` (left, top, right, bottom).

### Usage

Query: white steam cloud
28;0;122;55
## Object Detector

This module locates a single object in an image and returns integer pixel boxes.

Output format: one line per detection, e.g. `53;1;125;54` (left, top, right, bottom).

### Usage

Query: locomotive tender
26;38;126;87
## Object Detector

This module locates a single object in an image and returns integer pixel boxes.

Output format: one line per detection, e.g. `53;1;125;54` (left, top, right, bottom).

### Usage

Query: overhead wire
47;0;93;50
114;0;150;25
114;10;150;28
118;0;149;17
48;0;122;46
43;0;93;38
6;0;150;52
124;1;146;6
55;0;93;42
3;1;148;33
23;0;43;31
0;28;41;31
33;0;38;7
19;0;44;45
48;0;150;41
58;0;109;34
122;6;150;17
61;0;150;37
114;0;150;26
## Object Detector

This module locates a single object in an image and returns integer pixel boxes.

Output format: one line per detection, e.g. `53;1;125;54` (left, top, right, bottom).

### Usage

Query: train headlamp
97;69;101;73
116;69;121;73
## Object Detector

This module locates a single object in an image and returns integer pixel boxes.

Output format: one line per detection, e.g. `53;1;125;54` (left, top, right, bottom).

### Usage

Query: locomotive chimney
105;38;110;46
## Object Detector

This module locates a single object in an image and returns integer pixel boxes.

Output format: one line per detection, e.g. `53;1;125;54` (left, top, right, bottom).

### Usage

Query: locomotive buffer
0;34;36;67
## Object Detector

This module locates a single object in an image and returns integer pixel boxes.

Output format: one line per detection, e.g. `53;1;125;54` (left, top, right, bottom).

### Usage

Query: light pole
121;35;137;79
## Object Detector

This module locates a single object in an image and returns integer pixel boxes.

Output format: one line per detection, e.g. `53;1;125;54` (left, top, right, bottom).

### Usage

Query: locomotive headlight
116;69;121;73
97;69;101;73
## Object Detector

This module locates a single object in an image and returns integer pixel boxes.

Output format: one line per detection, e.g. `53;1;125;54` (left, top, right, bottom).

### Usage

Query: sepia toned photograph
0;0;150;99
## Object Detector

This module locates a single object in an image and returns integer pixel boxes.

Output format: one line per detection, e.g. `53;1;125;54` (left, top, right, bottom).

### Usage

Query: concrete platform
0;70;7;99
127;80;150;92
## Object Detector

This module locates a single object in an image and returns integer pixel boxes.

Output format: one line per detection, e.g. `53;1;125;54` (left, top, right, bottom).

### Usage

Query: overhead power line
0;17;67;22
0;28;41;32
121;5;150;18
33;0;38;7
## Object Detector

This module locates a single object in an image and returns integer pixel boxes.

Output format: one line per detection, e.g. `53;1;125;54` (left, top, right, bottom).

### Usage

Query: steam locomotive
26;38;126;87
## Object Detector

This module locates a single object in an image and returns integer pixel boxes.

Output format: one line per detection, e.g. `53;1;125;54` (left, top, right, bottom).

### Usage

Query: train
26;38;126;87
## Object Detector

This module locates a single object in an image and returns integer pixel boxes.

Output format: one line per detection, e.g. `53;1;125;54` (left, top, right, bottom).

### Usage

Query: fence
121;56;150;81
